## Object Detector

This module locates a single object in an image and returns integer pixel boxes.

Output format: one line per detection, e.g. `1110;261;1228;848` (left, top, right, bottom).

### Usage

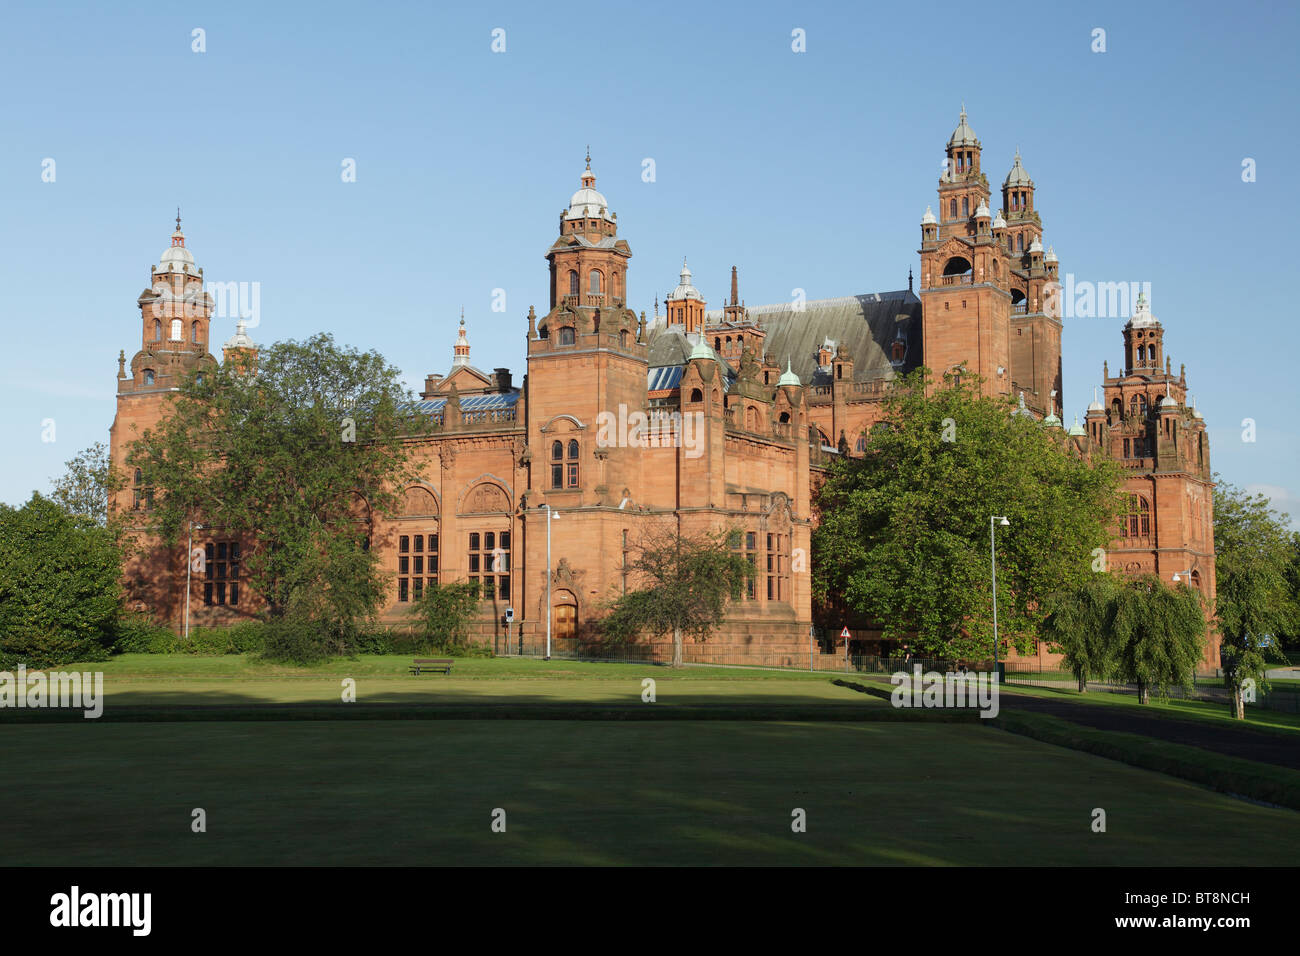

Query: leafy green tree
813;370;1123;659
1213;480;1296;718
601;525;752;667
1040;573;1121;692
50;441;121;528
408;580;483;654
1111;574;1206;704
0;494;123;668
127;334;424;656
1275;530;1300;652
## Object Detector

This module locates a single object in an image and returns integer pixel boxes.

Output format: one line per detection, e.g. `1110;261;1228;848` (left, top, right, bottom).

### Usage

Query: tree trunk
1232;687;1245;720
1138;680;1150;705
1077;675;1087;693
672;626;683;669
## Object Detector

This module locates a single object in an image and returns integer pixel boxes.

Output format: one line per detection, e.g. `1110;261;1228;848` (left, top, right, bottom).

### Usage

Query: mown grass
2;719;1297;866
993;681;1300;735
993;710;1300;811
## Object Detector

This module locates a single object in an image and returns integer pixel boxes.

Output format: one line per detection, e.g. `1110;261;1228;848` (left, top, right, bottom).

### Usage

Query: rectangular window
202;541;241;605
552;464;563;488
468;530;511;602
397;531;438;602
567;463;579;487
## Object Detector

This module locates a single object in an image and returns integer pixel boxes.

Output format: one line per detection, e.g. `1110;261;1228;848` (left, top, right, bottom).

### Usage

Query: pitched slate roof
645;328;737;392
648;289;922;386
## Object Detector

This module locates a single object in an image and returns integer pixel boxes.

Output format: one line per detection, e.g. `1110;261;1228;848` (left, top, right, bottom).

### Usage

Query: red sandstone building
108;113;1217;667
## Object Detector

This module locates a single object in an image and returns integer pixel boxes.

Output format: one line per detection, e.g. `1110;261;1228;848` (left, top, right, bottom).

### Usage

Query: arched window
620;329;630;348
690;388;703;403
949;199;957;219
778;411;790;424
589;270;602;294
714;337;721;351
557;326;575;346
143;369;155;385
746;406;760;431
551;441;563;489
568;271;578;296
191;321;200;343
153;319;162;341
551;441;563;460
566;439;579;488
1121;495;1151;539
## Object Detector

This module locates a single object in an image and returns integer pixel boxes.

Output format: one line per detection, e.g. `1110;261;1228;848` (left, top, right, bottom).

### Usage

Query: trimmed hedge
990;709;1300;811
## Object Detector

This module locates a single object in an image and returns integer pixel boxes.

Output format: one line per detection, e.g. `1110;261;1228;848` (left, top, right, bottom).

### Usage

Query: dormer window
557;326;575;346
143;369;156;385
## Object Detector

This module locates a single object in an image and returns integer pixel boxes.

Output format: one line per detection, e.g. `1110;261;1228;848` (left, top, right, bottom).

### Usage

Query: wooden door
552;604;577;641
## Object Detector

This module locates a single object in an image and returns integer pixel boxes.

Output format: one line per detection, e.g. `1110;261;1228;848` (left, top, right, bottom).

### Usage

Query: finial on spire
460;306;464;325
176;207;181;232
585;145;591;170
960;101;966;121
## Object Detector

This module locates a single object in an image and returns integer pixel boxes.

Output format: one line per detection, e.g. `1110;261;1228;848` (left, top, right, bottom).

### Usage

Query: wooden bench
409;658;454;675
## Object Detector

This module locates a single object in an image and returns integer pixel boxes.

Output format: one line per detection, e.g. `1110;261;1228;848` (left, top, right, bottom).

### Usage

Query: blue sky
2;0;1296;523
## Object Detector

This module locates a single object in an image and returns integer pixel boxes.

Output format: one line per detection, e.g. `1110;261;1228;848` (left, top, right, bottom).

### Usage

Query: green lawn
991;680;1300;735
2;719;1296;866
38;654;871;712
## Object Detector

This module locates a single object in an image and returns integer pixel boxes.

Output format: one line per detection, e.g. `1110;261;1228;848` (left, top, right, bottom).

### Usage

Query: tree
1040;573;1121;692
813;370;1123;659
408;580;483;653
0;494;123;668
601;525;752;667
1283;530;1300;650
1111;574;1206;704
1213;480;1296;718
50;441;121;528
127;334;424;655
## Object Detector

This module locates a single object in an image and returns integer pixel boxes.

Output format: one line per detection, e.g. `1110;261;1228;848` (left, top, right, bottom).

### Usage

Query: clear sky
2;0;1296;524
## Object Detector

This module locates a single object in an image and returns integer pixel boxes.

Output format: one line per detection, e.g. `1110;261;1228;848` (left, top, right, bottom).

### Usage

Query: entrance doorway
552;602;577;642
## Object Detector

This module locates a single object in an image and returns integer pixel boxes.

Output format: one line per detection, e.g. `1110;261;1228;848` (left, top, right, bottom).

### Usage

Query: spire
778;358;801;387
171;208;185;247
453;315;471;366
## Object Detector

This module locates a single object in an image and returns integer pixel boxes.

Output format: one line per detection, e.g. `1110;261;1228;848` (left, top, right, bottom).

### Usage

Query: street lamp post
1172;569;1193;585
541;504;560;660
184;522;203;641
990;515;1009;667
